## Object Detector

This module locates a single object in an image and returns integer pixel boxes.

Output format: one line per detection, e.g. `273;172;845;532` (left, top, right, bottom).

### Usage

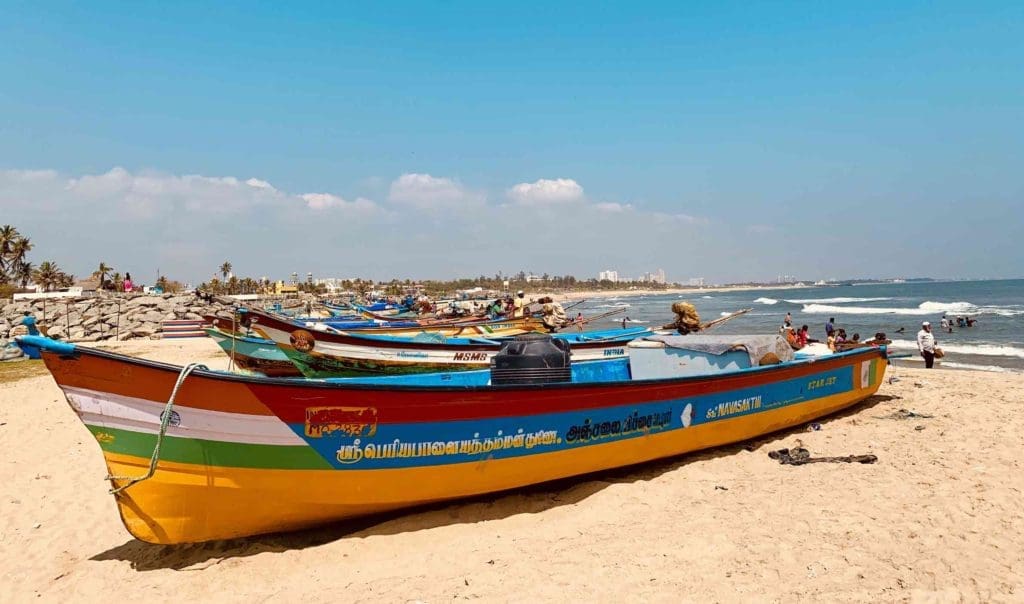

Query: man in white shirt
917;321;936;369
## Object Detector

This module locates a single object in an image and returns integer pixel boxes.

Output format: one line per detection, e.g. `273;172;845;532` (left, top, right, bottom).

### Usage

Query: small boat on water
18;332;887;544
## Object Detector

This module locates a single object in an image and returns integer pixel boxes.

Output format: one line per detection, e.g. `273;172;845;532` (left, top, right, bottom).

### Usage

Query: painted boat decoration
252;312;654;377
18;333;887;545
204;327;302;378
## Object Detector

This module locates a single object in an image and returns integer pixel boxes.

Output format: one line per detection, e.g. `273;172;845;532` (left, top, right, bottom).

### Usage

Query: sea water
577;279;1024;373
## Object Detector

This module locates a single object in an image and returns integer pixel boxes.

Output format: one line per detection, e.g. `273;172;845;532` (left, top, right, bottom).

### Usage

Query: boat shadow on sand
91;393;897;572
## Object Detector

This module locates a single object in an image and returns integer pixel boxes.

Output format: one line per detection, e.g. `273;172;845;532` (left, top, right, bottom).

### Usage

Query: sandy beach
1;338;1022;602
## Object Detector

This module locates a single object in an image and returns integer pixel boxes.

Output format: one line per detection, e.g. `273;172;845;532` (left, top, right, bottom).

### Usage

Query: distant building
274;280;299;295
687;277;705;287
525;274;544;283
598;270;619;282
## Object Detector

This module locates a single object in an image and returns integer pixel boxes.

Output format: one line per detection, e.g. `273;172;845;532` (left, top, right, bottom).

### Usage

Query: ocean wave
888;339;1024;359
784;297;893;304
720;312;732;317
754;297;778;305
801;300;1024;316
623;319;649;324
918;301;975;313
702;296;715;299
596;303;631;308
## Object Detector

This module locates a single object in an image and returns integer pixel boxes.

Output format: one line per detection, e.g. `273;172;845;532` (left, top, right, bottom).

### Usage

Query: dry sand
1;339;1022;603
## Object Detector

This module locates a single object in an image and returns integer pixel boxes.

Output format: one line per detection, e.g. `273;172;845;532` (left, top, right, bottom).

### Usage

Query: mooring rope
106;362;207;495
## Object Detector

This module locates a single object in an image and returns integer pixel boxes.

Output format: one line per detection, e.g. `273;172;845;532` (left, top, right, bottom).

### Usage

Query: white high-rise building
598;270;619;283
687;277;705;287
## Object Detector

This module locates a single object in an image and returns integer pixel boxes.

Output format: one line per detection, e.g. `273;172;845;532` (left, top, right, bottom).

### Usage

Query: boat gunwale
33;336;887;394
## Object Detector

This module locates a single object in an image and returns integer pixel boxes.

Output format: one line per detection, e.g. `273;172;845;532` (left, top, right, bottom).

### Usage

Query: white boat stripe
62;386;304;446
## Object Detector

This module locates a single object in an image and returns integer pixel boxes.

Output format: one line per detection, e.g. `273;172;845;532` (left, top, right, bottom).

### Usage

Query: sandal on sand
769;447;877;466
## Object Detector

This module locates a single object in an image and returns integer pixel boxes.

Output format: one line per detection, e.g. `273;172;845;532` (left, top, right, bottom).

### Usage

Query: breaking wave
800;300;1022;316
702;296;715;299
784;297;893;304
596;303;631;308
754;297;778;305
888;340;1024;359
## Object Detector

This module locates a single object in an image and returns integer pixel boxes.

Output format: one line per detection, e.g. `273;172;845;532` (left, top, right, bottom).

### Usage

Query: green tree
31;261;62;291
219;261;233;281
93;262;114;290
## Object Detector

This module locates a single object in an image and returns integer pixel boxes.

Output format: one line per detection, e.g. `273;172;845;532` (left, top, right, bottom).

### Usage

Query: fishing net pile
671;301;702;334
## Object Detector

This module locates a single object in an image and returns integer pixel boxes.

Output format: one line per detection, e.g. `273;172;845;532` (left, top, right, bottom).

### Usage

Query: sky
1;1;1022;285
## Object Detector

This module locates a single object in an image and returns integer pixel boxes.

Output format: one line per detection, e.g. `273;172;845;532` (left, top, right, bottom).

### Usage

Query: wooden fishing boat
252;313;654;377
250;308;546;339
204;326;302;378
18;332;887;544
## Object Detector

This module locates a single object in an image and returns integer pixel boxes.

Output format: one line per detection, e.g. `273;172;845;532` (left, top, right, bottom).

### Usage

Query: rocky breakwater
0;293;236;342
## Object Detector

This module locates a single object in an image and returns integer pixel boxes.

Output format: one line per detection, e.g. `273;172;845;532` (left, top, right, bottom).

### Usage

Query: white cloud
508;178;584;205
301;193;378;212
653;211;706;225
388;173;484;209
0;166;720;283
246;178;275;190
595;202;633;213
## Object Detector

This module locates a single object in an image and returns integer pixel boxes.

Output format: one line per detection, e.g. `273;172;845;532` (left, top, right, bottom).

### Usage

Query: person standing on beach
512;290;527;318
825;317;835;339
917;321;936;369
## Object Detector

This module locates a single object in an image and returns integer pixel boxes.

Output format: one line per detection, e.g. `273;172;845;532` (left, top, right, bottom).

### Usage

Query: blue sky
2;1;1022;284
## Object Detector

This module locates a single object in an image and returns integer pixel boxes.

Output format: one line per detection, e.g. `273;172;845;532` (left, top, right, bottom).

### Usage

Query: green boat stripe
86;424;331;470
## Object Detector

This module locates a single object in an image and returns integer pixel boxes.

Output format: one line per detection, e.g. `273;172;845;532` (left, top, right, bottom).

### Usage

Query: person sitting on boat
486;299;504;319
797;325;811;347
784;325;803;350
827;331;837;352
512;290;528;318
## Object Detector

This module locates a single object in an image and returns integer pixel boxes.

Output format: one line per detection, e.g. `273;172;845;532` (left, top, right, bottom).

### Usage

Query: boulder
130;296;164;307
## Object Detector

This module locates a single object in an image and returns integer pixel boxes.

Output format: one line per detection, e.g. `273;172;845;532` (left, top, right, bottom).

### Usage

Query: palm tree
8;236;32;268
16;261;33;288
219;261;232;281
93;262;114;290
31;261;61;291
0;224;20;277
110;272;123;292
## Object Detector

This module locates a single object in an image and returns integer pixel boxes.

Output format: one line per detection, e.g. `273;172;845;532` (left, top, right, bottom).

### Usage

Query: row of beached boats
15;298;889;544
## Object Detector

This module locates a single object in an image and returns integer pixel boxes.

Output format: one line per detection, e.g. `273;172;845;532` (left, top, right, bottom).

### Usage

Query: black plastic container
490;333;571;385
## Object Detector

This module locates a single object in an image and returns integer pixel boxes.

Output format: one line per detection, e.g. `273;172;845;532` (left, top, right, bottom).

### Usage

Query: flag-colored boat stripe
64;386;306;446
85;425;331;469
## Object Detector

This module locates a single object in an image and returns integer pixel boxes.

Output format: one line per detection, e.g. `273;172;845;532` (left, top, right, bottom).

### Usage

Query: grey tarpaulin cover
644;334;794;367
